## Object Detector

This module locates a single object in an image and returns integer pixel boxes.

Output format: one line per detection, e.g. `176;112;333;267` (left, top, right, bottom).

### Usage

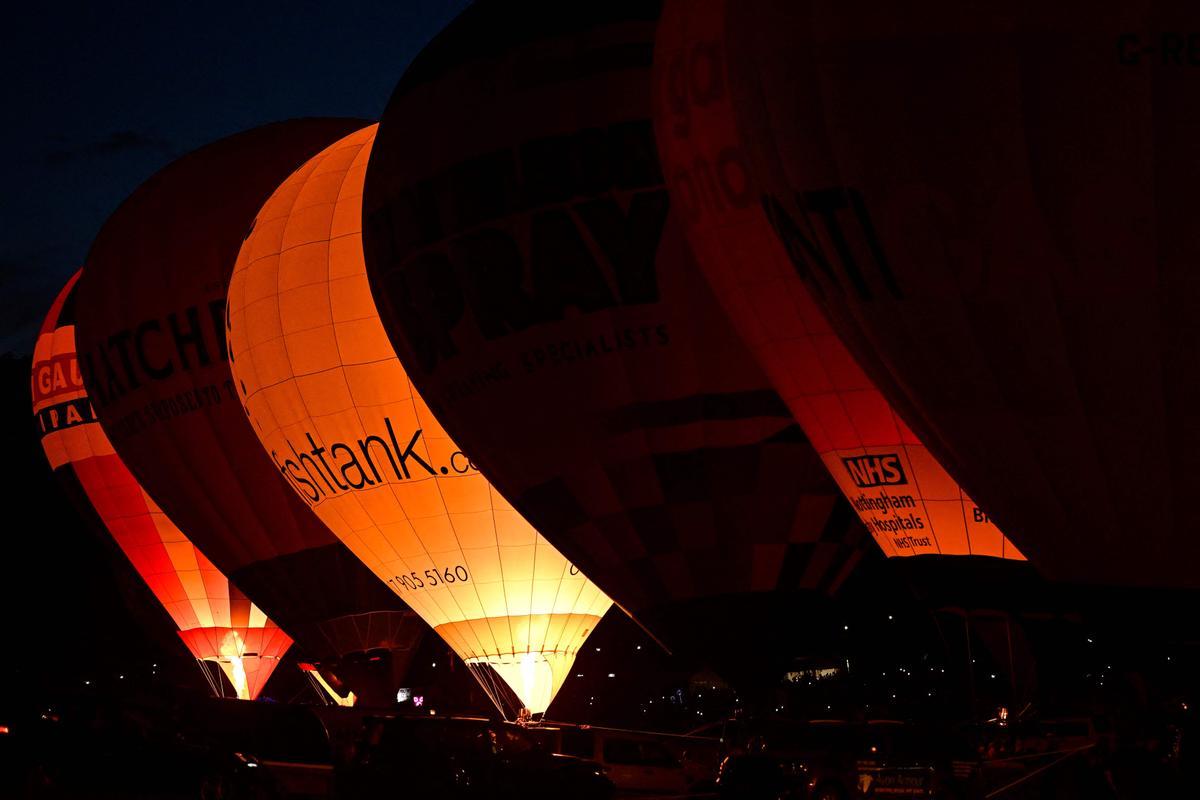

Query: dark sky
0;0;470;355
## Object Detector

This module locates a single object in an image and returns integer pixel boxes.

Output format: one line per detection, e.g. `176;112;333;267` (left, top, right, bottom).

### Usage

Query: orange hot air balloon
34;272;291;700
359;1;868;683
73;121;425;702
226;124;613;719
651;0;1023;561
687;0;1200;590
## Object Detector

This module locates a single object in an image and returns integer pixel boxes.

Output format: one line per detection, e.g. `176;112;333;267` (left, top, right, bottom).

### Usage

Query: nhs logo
841;454;908;488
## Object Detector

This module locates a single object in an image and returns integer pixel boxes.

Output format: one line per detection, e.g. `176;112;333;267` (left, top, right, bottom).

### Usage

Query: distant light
844;625;849;631
431;662;437;668
636;645;641;650
990;674;997;680
576;673;584;678
84;681;90;686
245;762;258;769
118;675;124;680
887;615;893;621
1086;638;1094;644
607;673;615;678
595;647;601;652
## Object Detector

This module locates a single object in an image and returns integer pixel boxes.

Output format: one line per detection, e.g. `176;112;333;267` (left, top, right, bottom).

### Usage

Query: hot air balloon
650;3;1048;712
226;124;613;719
73;120;425;704
359;0;868;682
696;0;1200;591
33;271;291;700
651;0;1023;563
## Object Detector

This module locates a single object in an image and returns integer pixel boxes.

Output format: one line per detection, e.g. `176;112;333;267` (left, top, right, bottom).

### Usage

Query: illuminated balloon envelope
72;121;425;698
359;0;869;677
33;271;291;700
226;124;613;718
693;0;1200;589
651;0;1023;562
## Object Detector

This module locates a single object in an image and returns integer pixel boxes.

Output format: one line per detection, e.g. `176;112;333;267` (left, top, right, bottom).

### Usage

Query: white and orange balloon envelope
34;272;291;700
226;125;613;717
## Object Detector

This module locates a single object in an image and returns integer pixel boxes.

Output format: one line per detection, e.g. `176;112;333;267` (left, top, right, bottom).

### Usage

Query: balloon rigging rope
467;661;517;721
197;658;223;699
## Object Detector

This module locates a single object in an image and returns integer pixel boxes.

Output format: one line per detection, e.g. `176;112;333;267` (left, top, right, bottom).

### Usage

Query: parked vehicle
854;721;943;799
337;715;613;800
716;719;859;800
186;700;337;799
555;725;690;794
715;718;968;800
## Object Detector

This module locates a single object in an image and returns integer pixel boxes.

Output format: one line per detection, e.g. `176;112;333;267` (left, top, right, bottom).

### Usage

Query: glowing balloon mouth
178;627;291;701
465;650;581;718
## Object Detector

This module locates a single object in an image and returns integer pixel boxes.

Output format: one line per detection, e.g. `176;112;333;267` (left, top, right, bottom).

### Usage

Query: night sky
0;0;469;355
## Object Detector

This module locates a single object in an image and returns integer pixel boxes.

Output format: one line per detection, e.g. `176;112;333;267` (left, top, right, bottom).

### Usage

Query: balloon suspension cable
303;671;332;705
197;659;224;699
467;661;521;722
615;602;673;656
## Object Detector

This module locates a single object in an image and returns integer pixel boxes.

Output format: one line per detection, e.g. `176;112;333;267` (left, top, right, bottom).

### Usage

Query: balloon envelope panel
73;120;419;662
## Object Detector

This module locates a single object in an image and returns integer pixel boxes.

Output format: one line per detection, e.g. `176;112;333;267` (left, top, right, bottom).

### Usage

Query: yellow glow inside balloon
227;125;612;716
